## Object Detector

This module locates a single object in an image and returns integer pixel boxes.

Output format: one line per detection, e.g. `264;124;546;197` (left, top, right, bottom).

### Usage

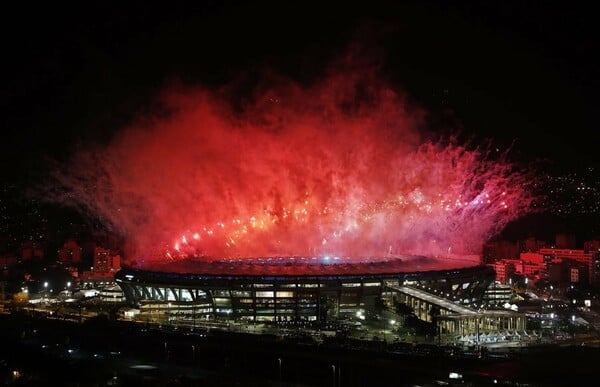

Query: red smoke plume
51;61;536;266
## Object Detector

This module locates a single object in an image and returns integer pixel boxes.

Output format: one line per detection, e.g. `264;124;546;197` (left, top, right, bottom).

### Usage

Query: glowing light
50;61;537;266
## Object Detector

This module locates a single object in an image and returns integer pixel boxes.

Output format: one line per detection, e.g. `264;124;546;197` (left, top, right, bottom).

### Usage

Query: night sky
2;0;598;183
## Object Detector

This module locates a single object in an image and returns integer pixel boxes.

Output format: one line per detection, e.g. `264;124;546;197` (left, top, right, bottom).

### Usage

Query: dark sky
2;0;598;184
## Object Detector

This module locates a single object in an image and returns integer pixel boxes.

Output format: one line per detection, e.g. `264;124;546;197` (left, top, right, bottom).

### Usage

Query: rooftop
128;254;481;277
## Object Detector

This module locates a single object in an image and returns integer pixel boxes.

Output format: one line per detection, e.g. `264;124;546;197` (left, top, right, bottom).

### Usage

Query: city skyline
2;4;600;385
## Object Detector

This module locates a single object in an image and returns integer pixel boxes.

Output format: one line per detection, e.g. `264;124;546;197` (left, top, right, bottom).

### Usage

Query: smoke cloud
49;57;537;267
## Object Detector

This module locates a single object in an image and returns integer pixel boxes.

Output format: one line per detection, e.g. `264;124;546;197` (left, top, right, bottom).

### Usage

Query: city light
0;2;598;387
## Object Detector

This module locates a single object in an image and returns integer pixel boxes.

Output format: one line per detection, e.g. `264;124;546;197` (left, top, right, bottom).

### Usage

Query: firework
50;63;536;266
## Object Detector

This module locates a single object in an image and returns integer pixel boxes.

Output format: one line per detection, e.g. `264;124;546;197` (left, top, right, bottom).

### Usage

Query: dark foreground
1;313;598;386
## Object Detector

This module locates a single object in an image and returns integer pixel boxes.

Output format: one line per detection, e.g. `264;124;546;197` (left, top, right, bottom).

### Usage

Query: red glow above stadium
51;61;536;267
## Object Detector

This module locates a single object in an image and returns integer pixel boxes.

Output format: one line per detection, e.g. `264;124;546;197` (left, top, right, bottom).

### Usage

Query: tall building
93;247;109;273
483;282;515;306
491;261;516;284
583;239;600;253
0;254;18;268
21;240;44;261
521;237;547;253
555;233;577;249
93;247;121;273
79;247;122;288
57;239;82;264
539;248;595;285
483;240;519;263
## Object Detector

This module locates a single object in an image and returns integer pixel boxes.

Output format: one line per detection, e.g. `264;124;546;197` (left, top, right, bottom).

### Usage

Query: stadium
114;255;498;326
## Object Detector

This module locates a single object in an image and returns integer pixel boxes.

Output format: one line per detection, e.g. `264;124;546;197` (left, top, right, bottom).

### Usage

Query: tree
374;296;386;311
394;302;414;327
429;305;441;342
394;302;414;316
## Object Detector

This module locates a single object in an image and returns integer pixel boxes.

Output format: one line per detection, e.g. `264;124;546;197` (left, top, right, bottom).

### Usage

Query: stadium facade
115;255;496;324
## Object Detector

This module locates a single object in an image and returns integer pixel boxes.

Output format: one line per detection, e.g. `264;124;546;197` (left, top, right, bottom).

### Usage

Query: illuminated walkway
387;285;527;337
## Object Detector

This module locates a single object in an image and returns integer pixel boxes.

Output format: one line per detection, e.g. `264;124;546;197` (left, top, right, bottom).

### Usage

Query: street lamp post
167;302;171;325
192;304;196;331
331;364;336;387
277;357;282;386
